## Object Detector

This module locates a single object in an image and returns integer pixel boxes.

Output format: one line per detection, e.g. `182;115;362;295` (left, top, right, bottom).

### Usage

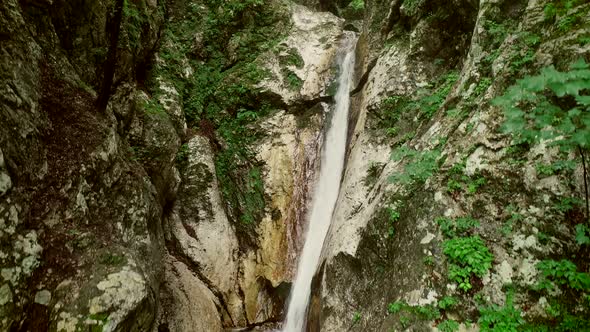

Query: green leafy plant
536;160;576;176
352;311;361;324
402;0;426;16
400;315;410;328
478;292;524;332
436;216;479;238
438;319;460;332
101;253;127;266
444;236;494;291
176;143;189;164
535;259;590;292
423;256;434;266
438;296;459;310
388;301;408;314
494;59;590;217
576;224;590;245
391;147;441;185
284;70;302;90
386;207;401;237
348;0;365;10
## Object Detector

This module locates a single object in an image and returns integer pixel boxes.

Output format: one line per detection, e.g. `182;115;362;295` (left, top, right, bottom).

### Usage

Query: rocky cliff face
1;0;347;330
2;0;589;331
313;0;590;331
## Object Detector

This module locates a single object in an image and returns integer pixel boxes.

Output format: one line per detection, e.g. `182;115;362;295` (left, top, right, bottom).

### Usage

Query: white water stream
282;33;357;332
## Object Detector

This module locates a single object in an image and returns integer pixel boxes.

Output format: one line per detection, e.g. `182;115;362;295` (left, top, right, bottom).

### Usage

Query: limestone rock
258;4;344;105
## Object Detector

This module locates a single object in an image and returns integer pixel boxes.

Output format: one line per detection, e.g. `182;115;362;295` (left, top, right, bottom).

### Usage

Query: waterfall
283;32;357;332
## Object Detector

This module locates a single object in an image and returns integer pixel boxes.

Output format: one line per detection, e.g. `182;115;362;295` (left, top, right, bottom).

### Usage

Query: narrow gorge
1;0;589;331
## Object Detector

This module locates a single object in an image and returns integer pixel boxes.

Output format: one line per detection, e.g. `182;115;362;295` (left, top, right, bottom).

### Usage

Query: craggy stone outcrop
313;0;590;331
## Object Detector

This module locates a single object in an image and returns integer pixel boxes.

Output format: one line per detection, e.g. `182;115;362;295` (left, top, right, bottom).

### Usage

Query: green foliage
88;313;109;332
402;0;426;16
423;256;434;266
554;196;583;213
437;216;479;238
387;207;401;237
503;31;541;76
352;311;361;324
438;319;460;332
445;160;487;195
502;209;523;236
413;305;440;320
284;70;303;90
390;147;441;185
535;259;590;292
576;223;590;245
101;253;126;266
438;296;459;310
387;301;441;322
493;60;590;152
176;143;189;164
544;0;586;32
348;0;365;10
388;301;408;314
400;315;410;328
484;20;510;47
474;77;493;97
478;292;524;332
147;0;290;241
122;0;149;49
536;160;576;176
379;71;458;132
444;236;494;291
379;95;408;130
143;98;166;116
278;47;304;68
419;72;459;118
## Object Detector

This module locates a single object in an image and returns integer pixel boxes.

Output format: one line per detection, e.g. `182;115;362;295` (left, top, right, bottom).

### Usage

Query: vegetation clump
443;236;494;292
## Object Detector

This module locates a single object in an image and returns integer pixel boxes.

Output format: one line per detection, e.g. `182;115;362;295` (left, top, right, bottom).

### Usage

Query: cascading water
283;32;357;332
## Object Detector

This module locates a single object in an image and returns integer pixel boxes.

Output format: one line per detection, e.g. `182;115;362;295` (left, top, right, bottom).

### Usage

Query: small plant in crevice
437;216;479;239
284;69;303;90
438;296;459;311
352;311;361;324
386;207;401;238
176;143;189;164
536;159;576;177
423;256;434;266
378;70;458;134
501;206;523;236
101;253;127;266
478;291;524;332
348;0;365;11
445;159;487;196
386;300;441;324
443;236;494;292
390;146;441;186
544;0;587;32
437;319;460;332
